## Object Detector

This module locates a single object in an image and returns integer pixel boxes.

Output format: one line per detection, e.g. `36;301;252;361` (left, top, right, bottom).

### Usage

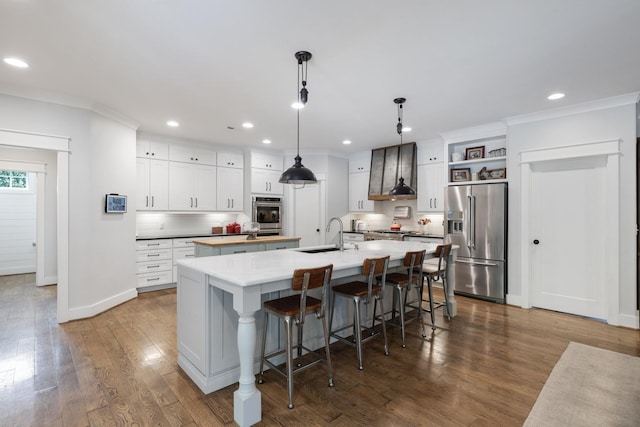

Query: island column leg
445;248;458;317
234;311;261;427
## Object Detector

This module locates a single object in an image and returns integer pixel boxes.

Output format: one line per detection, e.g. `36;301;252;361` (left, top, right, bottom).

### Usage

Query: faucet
326;217;344;251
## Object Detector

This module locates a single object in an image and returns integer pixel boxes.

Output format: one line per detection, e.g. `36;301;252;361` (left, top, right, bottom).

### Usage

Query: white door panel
530;156;607;319
293;184;322;247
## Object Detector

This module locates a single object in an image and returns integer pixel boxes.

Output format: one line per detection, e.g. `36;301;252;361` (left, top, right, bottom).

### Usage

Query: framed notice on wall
105;194;127;213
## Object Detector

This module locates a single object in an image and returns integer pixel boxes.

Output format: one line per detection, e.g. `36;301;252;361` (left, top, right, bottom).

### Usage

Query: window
0;170;29;190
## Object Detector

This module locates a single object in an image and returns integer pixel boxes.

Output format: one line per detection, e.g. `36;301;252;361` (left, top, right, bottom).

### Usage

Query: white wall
0;93;138;320
506;101;637;325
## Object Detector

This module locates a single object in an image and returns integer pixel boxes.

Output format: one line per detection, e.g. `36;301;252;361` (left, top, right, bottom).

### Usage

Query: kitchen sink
297;247;341;254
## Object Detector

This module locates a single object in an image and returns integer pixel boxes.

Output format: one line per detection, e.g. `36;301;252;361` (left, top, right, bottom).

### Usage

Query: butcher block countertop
192;235;301;247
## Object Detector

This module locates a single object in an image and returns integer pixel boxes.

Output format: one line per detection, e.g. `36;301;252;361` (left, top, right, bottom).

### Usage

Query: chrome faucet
326;217;344;251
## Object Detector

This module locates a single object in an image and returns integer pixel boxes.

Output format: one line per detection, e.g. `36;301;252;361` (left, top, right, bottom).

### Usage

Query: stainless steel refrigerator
444;182;507;303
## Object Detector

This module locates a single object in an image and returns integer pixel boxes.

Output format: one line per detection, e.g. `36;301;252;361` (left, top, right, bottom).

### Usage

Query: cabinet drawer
220;244;261;255
173;237;203;248
137;259;172;274
343;233;365;242
137;270;173;288
136;239;172;250
173;246;196;264
264;241;298;251
136;248;172;262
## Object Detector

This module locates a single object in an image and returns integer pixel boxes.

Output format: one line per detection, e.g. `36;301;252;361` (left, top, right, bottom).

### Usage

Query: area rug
524;342;640;426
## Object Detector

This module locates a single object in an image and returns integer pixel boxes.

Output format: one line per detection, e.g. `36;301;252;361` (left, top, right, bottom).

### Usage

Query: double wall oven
252;196;282;235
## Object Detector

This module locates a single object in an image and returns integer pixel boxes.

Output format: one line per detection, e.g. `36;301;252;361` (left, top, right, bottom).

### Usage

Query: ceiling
1;1;639;155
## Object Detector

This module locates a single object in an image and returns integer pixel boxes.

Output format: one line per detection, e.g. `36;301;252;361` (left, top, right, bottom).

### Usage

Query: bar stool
258;264;334;409
329;256;390;370
384;250;426;346
420;244;452;330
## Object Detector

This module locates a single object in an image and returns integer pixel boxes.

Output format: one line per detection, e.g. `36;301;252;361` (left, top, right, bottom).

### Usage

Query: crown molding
92;103;139;130
504;92;640;126
440;122;507;144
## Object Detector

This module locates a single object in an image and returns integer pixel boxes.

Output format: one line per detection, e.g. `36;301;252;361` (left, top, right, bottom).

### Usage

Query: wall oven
252;196;282;235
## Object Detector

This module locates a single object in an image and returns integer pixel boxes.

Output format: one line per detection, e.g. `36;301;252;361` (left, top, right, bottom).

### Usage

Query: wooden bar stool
384;250;426;346
258;264;334;409
420;244;452;330
329;256;390;370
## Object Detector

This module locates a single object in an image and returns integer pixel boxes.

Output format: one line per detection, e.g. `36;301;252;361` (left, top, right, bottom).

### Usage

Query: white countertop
178;240;443;287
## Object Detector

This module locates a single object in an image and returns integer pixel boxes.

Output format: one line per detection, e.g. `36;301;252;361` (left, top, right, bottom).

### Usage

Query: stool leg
378;294;389;356
397;285;406;348
296;320;303;367
284;316;294;409
416;281;427;338
259;310;269;384
353;297;364;370
321;314;335;387
426;275;436;330
329;291;336;337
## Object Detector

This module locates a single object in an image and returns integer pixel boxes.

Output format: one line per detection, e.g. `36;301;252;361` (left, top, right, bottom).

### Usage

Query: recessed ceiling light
342;140;352;145
291;102;305;109
402;127;412;132
166;120;179;127
3;57;29;68
262;139;272;144
548;92;565;100
242;122;254;128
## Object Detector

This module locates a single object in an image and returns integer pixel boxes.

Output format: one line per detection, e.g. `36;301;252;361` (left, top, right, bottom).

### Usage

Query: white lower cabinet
136;239;173;290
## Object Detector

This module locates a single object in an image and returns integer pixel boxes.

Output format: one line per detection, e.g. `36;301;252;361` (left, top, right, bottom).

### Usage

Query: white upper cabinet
348;151;371;173
251;169;283;195
251;152;283;171
217;165;244;211
136;140;169;160
417;139;444;165
348;151;376;212
169;162;216;211
217;151;244;169
169;144;217;165
136;158;169;210
417;162;444;212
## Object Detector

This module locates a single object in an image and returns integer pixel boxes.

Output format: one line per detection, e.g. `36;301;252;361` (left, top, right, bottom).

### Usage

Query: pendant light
389;97;416;197
279;51;317;185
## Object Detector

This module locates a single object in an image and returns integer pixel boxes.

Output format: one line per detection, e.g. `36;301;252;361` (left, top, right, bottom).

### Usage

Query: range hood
368;142;417;200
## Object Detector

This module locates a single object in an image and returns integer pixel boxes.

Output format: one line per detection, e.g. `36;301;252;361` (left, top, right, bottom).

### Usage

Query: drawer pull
148;243;160;246
185;254;195;257
146;265;160;269
233;250;247;254
147;254;160;257
147;277;160;282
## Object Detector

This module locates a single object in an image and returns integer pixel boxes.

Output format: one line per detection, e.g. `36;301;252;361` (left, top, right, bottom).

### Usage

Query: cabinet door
251;152;283;170
137;140;169;159
417;163;444;212
193;165;216;210
217;152;243;169
217;166;244;211
349;171;374;212
169;162;195;210
148;160;169;210
136;158;150;210
251;169;283;194
193;148;217;166
169;145;196;163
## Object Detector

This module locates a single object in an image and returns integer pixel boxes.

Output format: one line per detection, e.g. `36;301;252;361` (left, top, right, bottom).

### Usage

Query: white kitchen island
176;240;457;427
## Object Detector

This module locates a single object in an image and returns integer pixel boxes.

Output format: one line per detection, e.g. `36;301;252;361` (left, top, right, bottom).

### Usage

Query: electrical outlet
159;223;164;230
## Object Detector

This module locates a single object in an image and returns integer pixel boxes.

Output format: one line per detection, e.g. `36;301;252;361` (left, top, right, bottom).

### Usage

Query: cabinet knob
533;239;540;245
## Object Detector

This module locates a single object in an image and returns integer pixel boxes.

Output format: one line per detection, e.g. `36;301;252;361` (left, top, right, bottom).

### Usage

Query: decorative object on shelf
280;51;317;185
451;152;465;162
489;147;507;157
211;226;223;234
243;222;260;240
478;166;490;180
451;168;471;182
417;217;431;226
389;97;416;197
465;146;485;160
488;168;507;179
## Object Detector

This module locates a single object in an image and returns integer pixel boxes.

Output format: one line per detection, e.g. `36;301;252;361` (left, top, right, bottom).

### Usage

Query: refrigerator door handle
456;259;499;267
471;194;476;249
466;195;473;249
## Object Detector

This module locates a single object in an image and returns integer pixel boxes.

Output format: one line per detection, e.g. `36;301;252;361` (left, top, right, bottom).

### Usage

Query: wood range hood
368;142;417;200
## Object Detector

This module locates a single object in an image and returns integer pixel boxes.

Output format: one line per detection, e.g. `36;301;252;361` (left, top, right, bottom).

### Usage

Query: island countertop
192;235;301;247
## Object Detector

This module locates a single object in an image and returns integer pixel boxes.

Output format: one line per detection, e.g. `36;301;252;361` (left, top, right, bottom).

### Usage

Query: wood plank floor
1;273;638;426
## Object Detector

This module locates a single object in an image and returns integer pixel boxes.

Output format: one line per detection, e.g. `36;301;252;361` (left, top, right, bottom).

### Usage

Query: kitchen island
176;240;457;427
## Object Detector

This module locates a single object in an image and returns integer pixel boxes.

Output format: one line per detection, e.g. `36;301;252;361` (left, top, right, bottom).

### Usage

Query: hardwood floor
1;273;638;426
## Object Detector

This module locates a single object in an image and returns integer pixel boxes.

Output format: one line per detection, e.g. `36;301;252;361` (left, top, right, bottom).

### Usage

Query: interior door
293;184;322;247
530;156;607;319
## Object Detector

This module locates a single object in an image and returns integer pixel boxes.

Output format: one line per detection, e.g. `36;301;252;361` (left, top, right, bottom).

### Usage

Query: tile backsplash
343;200;444;235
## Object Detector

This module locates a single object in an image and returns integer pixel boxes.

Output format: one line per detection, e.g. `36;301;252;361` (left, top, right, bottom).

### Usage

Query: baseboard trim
506;293;522;307
617;312;639;330
37;274;57;287
67;288;138;321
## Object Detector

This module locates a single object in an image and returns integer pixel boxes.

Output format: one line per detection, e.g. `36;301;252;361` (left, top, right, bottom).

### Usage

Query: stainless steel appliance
445;183;507;303
252;196;282;235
